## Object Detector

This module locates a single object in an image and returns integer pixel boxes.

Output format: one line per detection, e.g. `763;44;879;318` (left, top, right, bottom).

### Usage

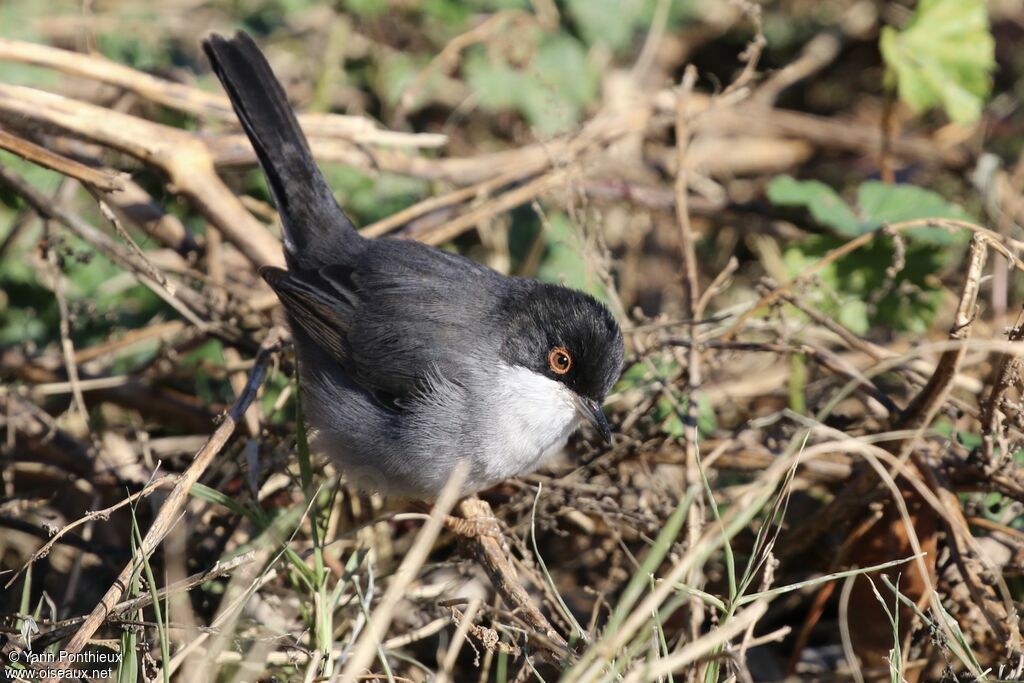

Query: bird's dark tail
203;31;363;270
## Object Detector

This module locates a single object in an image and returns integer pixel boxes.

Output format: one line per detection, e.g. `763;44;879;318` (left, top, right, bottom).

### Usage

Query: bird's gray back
341;238;512;398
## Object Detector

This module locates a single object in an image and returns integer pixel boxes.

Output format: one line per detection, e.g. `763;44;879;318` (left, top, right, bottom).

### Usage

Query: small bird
203;32;624;497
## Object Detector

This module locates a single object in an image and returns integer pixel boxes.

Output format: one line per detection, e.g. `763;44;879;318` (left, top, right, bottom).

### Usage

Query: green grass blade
604;484;699;636
530;483;588;643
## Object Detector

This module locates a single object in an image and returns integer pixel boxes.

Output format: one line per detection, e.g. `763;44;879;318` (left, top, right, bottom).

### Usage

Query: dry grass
1;2;1023;682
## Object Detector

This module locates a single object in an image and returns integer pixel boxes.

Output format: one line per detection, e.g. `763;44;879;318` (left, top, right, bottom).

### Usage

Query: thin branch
0;82;283;268
26;551;256;651
458;496;569;654
0;160;211;328
0;128;123;191
44;328;284;676
673;64;707;649
0;38;444;148
6;476;176;589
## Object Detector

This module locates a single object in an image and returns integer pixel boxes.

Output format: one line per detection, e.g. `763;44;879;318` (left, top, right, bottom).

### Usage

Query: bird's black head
498;281;625;438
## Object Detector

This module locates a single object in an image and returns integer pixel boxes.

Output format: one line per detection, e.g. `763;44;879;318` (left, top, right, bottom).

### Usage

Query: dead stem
46;328;284;677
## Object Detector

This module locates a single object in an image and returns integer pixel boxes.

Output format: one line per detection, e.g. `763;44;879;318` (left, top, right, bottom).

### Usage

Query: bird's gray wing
260;266;354;365
342;240;503;399
264;239;503;403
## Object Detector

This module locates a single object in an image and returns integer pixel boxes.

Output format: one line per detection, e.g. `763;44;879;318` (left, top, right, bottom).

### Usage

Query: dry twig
43;328;284;678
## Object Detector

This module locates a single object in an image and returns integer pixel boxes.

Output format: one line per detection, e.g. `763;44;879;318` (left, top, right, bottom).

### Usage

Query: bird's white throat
484;363;581;481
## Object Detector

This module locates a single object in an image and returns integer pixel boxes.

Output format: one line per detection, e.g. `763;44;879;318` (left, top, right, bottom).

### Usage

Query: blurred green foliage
768;176;972;242
880;0;994;124
781;234;947;335
320;167;429;225
464;32;598;135
769;176;973;334
533;212;603;297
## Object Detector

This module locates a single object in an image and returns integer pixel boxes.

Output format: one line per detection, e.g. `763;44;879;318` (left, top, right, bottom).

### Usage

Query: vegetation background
0;0;1022;681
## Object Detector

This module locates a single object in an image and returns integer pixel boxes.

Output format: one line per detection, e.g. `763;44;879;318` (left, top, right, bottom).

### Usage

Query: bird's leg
456;496;569;651
443;512;503;539
407;499;502;538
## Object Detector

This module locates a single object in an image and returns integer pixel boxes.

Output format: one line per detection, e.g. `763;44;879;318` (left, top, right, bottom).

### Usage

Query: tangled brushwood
0;1;1022;681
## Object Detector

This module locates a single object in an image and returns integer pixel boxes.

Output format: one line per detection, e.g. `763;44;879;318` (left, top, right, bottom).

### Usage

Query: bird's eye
548;347;572;375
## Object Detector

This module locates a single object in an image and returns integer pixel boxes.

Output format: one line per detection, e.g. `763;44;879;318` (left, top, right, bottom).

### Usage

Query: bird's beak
578;397;612;443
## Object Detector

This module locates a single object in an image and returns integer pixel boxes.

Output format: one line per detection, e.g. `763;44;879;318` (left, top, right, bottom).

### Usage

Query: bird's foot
443;514;503;539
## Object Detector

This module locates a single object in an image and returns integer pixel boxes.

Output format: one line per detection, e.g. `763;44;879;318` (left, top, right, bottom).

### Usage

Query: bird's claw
443;514;503;539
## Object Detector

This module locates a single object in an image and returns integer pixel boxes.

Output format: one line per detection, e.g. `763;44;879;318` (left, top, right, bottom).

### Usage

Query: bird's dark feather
268;238;507;402
260;266;353;363
202;32;363;270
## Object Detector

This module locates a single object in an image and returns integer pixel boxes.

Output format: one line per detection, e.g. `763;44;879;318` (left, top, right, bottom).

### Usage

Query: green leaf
767;176;861;236
768;176;971;243
319;166;428;225
190;483;267;525
535;212;606;299
529;35;598;109
376;53;447;110
879;0;994;124
566;0;647;51
836;299;871;335
769;176;970;333
464;0;529;8
465;35;597;135
343;0;388;15
464;51;525;111
566;0;699;50
783;235;945;334
856;181;970;244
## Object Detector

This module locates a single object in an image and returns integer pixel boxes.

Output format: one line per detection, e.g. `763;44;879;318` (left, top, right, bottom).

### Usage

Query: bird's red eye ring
548;347;572;375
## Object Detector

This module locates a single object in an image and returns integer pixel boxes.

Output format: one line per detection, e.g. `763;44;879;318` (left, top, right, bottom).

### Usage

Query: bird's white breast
482;363;580;482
